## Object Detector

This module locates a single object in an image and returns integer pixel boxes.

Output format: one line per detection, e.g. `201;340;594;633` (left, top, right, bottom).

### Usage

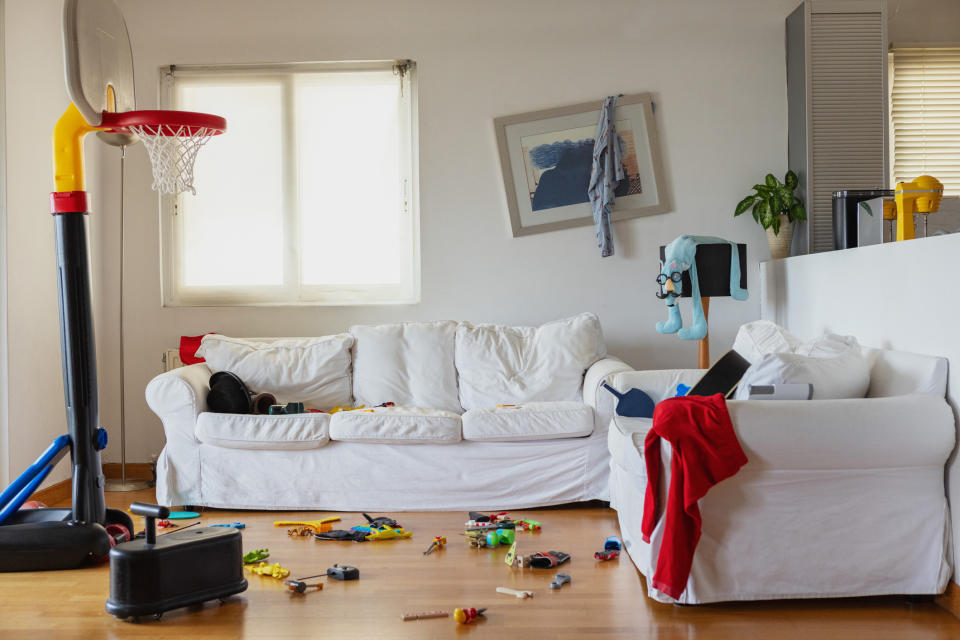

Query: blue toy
605;536;622;551
675;383;691;397
602;383;655;418
656;235;748;341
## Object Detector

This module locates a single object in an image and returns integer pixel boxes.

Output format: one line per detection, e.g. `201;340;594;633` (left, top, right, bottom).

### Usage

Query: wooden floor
1;488;958;639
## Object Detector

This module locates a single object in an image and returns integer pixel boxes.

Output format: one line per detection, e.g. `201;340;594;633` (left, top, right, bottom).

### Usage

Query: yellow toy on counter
246;562;290;579
895;175;943;241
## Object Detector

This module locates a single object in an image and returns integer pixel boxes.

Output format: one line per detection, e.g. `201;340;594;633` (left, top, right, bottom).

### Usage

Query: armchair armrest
728;394;955;470
583;357;633;432
609;369;705;403
145;363;212;445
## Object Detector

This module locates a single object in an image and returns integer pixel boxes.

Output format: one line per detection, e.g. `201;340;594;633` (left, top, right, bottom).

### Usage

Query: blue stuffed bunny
656;235;748;340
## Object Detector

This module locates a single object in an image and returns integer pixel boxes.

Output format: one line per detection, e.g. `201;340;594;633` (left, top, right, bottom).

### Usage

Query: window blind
891;47;960;195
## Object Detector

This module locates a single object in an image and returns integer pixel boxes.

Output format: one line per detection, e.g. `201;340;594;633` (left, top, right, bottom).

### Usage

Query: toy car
595;549;620;561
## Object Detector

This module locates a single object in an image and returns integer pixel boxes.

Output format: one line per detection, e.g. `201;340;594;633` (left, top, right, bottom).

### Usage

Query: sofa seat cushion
329;407;462;444
196;334;354;410
196;411;331;450
350;321;461;413
455;313;606;410
462;402;594;442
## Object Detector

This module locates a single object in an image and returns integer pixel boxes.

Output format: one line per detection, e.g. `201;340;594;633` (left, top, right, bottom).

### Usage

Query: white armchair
607;349;955;604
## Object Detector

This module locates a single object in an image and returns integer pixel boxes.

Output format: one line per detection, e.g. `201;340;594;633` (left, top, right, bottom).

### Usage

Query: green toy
167;510;200;520
242;548;270;564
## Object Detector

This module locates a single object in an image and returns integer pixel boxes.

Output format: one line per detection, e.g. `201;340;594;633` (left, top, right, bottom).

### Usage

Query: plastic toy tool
602;383;655;418
454;607;486;624
326;564;359;580
424;536;447;555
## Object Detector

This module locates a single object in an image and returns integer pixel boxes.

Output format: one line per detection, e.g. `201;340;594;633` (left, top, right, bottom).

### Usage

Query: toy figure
656;235;748;340
247;561;290;579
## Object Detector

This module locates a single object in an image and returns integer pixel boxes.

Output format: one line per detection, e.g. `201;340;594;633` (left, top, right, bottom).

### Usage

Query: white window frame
159;60;420;307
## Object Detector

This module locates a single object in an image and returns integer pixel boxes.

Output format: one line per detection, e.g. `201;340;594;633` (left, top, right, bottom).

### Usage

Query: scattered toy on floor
362;513;400;528
166;510;200;520
464;531;490;548
326;564;359;580
288;527;318;537
515;519;542;533
485;528;515;548
285;574;325;594
514;554;532;568
273;518;336;534
246;562;290;579
209;522;245;529
595;550;620;561
504;541;518;567
314;529;370;542
529;551;570;569
365;525;412;541
242;549;270;564
496;587;534;599
453;607;486;624
423;536;447;555
156;519;176;528
468;511;510;524
401;610;448;621
604;536;621;551
550;573;572;590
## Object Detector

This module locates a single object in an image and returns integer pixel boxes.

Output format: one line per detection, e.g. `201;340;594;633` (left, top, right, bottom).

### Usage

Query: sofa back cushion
864;348;948;398
196;334;354;410
350;321;461;413
455;313;606;411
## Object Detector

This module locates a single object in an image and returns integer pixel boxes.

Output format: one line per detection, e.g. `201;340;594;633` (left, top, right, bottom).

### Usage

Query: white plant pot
767;218;793;260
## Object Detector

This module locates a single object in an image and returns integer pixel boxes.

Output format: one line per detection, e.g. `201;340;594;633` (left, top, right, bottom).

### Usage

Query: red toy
453;607;486;624
156;519;176;528
595;550;619;561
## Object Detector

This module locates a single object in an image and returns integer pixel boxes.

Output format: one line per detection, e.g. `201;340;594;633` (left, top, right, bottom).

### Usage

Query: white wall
98;0;797;466
761;234;960;589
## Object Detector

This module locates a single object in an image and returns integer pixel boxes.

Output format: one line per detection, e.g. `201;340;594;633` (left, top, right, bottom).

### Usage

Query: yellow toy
273;517;340;533
327;405;365;414
895;175;943;241
246;562;290;579
366;525;413;541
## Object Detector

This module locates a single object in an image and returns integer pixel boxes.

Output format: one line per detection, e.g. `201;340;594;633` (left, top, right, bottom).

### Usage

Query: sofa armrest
609;369;705;403
583;357;633;430
145;363;211;445
728;394;955;470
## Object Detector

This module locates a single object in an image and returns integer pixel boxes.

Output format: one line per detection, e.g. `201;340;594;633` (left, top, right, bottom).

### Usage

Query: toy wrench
497;587;534;599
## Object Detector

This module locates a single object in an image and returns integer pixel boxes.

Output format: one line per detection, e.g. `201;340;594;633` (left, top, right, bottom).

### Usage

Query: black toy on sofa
106;502;247;620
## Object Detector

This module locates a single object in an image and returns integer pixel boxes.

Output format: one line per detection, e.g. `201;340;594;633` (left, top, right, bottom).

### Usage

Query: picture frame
494;92;671;238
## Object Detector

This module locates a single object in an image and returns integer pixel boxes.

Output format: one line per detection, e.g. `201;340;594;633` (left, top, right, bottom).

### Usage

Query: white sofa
607;347;955;604
146;313;630;511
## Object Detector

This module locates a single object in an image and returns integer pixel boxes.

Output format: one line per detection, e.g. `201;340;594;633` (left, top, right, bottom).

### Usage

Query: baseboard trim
29;477;72;506
936;580;960;620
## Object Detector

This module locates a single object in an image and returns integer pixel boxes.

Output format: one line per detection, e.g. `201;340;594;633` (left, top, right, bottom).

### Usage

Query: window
890;46;960;195
161;61;418;306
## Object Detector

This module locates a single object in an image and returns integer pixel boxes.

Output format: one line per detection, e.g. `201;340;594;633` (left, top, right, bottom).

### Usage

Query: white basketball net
128;124;218;195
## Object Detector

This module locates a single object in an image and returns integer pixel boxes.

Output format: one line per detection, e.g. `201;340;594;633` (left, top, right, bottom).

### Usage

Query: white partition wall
760;235;960;594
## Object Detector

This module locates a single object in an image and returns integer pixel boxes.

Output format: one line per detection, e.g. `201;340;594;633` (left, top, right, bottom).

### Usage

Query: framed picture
494;93;670;237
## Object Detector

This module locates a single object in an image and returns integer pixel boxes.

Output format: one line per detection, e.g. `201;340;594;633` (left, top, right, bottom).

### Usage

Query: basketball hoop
99;110;227;195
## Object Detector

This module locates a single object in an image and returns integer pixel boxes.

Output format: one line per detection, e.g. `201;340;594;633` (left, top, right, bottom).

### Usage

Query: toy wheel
106;523;132;545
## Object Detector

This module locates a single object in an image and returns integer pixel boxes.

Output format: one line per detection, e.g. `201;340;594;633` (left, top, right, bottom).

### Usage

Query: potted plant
734;170;807;259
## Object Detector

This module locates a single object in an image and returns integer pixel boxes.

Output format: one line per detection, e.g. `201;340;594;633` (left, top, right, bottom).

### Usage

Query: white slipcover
350;321;461;413
196;412;330;450
455;313;606;410
196;334;354;409
606;360;954;604
462;402;594;442
329;407;461;444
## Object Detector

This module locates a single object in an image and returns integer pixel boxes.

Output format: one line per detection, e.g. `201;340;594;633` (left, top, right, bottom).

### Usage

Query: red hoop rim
98;109;227;136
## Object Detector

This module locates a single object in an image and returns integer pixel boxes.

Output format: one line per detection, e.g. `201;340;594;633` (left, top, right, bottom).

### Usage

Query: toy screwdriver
453;607;487;624
285;573;325;594
423;536;447;555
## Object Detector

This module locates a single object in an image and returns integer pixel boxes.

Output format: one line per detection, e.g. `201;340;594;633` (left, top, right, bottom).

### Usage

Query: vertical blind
809;12;886;253
891;47;960;195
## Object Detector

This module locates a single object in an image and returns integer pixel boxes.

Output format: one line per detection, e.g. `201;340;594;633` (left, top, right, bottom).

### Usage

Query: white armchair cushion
196;334;354;410
734;348;870;400
462;402;594;442
455;313;606;410
351;321;461;413
329;406;461;444
196;412;331;450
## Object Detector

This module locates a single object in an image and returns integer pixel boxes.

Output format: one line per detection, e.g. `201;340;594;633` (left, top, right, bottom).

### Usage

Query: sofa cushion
196;411;331;450
734;349;870;400
455;313;606;411
462;402;594;442
350;321;461;413
329;407;461;444
733;320;799;364
196;334;353;410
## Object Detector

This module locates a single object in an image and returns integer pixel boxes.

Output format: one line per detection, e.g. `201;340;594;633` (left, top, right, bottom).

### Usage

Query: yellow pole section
53;103;98;192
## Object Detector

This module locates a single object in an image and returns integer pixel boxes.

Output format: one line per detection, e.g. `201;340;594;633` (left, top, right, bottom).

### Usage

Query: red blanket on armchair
641;394;748;599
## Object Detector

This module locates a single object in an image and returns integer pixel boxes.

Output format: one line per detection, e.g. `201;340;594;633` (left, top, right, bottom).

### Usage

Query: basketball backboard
62;0;135;127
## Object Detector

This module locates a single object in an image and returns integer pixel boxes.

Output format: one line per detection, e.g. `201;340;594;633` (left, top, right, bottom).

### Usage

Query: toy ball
485;531;500;547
